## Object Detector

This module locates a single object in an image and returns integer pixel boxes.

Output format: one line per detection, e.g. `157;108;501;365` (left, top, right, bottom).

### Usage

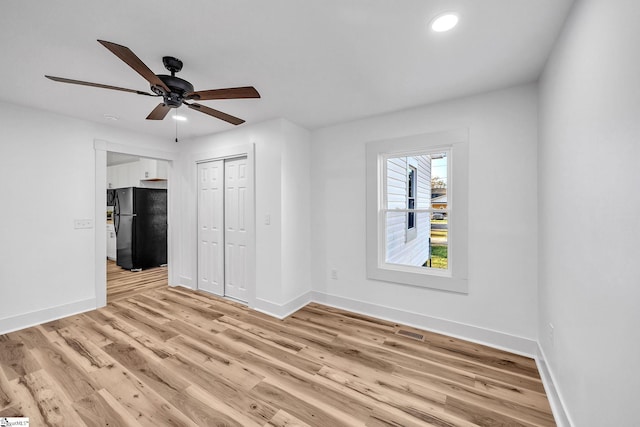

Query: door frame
194;143;256;308
93;139;177;308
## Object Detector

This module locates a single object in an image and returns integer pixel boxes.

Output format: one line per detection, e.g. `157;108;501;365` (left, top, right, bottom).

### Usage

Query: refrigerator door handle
114;191;120;235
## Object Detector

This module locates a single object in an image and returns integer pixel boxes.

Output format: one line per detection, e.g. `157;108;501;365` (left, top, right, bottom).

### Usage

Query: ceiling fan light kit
430;12;459;32
45;40;260;126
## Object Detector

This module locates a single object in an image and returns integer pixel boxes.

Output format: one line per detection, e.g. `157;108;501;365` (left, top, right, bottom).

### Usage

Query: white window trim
366;129;469;293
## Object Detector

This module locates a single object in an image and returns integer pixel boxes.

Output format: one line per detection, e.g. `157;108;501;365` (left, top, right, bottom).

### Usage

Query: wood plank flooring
0;265;556;426
107;260;167;302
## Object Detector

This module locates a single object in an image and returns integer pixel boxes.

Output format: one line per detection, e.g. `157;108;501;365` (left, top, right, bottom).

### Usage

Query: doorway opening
197;156;249;303
105;151;169;303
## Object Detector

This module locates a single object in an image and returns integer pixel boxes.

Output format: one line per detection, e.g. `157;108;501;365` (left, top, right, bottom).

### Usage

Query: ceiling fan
45;40;260;125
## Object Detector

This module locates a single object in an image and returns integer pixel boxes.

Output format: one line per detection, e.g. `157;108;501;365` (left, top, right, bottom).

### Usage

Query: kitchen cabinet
139;159;168;181
106;224;116;260
107;160;168;189
107;163;124;189
107;167;115;189
107;162;139;189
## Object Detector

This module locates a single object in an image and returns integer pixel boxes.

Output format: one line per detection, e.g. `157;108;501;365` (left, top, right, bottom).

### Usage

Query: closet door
224;157;248;302
197;160;224;295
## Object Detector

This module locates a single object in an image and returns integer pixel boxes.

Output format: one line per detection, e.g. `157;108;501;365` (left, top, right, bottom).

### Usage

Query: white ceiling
1;0;574;141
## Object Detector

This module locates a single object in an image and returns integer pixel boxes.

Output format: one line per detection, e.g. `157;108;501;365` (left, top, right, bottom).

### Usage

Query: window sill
367;262;468;294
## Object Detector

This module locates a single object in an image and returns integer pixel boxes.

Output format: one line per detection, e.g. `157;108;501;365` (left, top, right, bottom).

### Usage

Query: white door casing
224;157;249;302
197;160;224;295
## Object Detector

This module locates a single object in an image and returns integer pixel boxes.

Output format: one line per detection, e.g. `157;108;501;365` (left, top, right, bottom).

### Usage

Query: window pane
407;164;417;231
429;212;448;269
408;166;416;198
383;151;449;270
384;211;448;270
408;199;415;229
385;211;429;266
429;153;448;269
385;210;406;263
386;157;407;210
430;152;447;209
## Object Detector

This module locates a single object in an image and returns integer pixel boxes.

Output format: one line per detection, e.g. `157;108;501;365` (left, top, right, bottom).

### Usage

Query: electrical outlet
548;323;554;347
330;269;338;280
74;219;94;229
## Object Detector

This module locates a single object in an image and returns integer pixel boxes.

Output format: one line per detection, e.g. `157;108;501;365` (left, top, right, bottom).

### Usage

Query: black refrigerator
113;187;167;270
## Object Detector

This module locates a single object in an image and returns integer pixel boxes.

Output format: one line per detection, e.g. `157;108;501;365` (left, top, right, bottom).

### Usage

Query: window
366;129;468;293
407;164;417;240
385;152;447;268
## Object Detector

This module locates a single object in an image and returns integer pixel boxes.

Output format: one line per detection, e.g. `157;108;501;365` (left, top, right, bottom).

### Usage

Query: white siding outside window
385;156;431;266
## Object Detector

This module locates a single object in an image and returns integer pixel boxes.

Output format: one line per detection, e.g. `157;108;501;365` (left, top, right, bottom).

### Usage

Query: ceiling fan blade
185;102;245;125
146;103;172;120
186;86;261;101
97;40;170;92
45;75;157;96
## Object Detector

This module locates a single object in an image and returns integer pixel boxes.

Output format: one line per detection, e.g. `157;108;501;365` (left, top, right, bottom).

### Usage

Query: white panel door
224;157;248;302
197;161;224;295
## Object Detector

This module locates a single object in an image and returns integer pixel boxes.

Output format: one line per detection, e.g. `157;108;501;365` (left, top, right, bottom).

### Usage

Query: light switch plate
74;219;94;229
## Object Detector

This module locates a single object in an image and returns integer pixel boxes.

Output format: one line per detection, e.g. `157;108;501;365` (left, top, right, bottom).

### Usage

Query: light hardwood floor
107;260;168;302
0;264;556;426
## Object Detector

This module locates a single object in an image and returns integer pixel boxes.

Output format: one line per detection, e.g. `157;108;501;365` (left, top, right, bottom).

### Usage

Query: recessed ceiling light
172;114;187;121
103;114;119;121
431;13;459;32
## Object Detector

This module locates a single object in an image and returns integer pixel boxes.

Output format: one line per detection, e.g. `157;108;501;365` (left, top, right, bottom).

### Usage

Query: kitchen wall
0;100;174;333
538;0;640;425
310;83;540;352
174;118;311;316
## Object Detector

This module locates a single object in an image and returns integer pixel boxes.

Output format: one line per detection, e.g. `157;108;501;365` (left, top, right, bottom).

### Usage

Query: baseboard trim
0;298;97;335
309;291;537;357
251;290;536;357
535;344;573;427
179;276;193;288
253;291;312;320
171;284;195;291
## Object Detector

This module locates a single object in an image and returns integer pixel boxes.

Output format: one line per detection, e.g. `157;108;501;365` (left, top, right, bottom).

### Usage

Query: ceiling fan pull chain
175;110;179;143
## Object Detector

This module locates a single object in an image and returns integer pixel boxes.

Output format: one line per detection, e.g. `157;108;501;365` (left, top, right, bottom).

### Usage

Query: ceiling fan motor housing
153;74;194;108
148;56;194;107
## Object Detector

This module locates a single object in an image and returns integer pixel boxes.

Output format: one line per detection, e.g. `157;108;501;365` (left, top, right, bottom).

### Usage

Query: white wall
0;100;173;333
176;118;311;316
311;84;539;349
538;0;640;425
280;120;312;304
